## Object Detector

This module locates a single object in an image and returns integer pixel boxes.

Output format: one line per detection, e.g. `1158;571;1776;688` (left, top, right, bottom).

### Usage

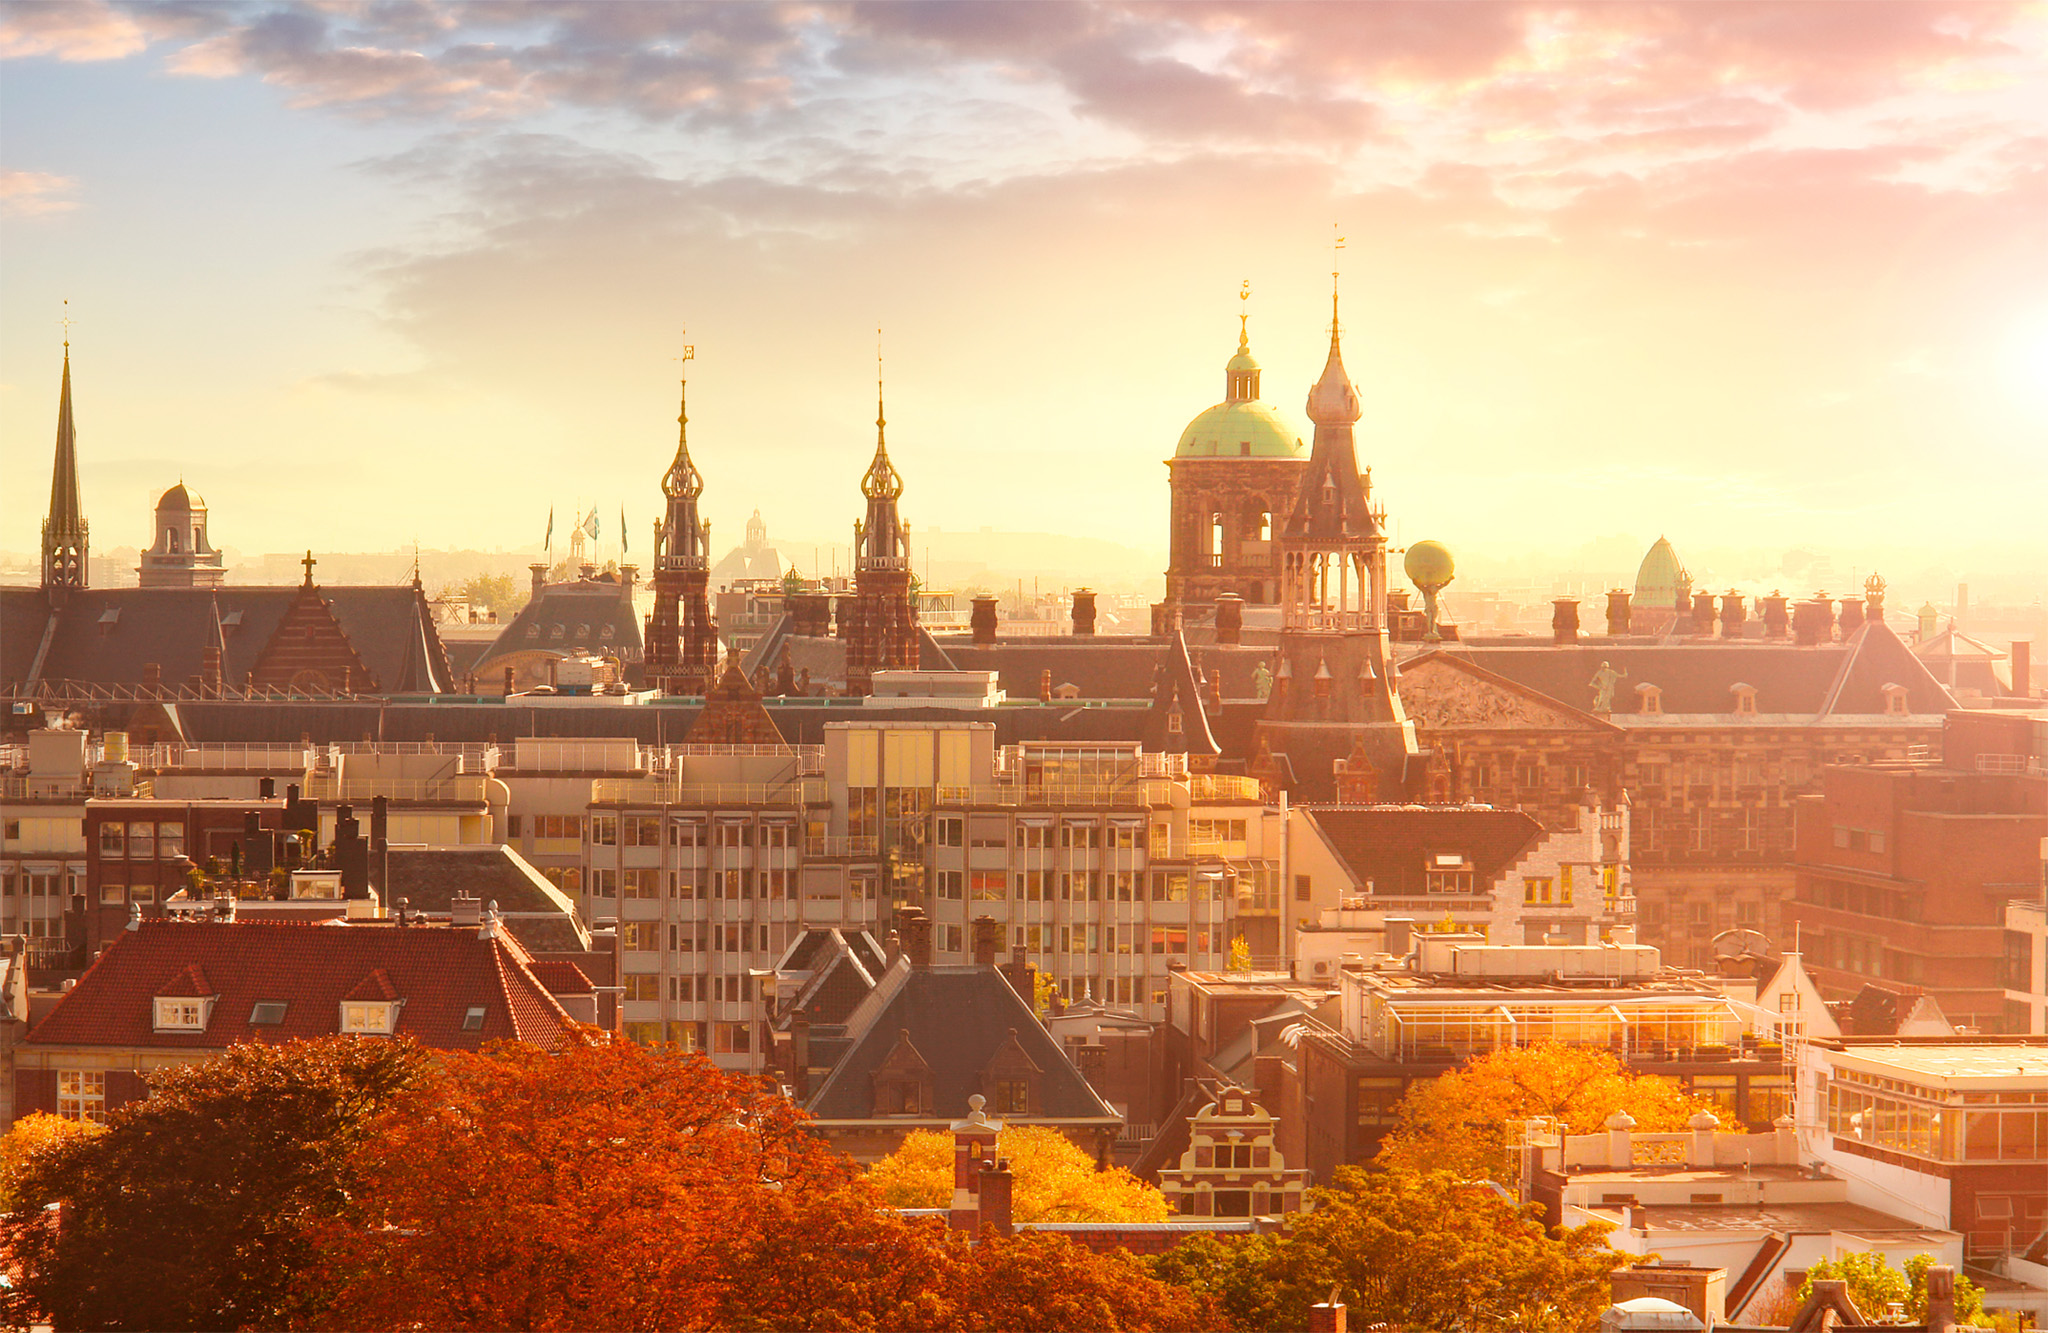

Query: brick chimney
834;595;855;641
1308;1299;1348;1333
2013;641;2032;698
949;1094;1003;1232
1605;589;1632;636
970;595;998;645
971;915;1002;966
529;563;547;597
977;1159;1015;1237
1551;598;1580;645
1760;593;1789;639
1000;947;1039;1009
1923;1265;1957;1333
1719;592;1746;638
1214;593;1244;645
896;907;933;967
1039;669;1052;702
1071;588;1097;636
1691;590;1716;637
791;593;831;637
1838;597;1865;636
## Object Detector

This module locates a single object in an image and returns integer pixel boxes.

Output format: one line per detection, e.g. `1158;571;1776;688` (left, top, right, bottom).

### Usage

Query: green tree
1799;1252;1989;1326
1151;1167;1623;1333
460;571;526;616
0;1037;430;1332
1377;1041;1711;1182
867;1125;1170;1223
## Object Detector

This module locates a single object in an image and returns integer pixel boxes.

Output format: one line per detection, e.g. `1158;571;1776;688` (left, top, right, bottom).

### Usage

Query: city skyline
4;2;2046;594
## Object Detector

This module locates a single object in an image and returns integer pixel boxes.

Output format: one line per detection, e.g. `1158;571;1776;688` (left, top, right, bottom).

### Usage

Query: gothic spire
41;340;89;590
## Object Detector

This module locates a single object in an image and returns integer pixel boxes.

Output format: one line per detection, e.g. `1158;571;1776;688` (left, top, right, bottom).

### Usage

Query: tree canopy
1798;1252;1989;1327
867;1125;1170;1223
1376;1041;1711;1181
0;1037;430;1332
1151;1166;1624;1333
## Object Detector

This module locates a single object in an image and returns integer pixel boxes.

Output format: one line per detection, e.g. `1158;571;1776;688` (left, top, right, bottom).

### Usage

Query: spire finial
59;299;73;351
1238;279;1251;352
673;341;695;438
1331;225;1346;344
875;325;886;440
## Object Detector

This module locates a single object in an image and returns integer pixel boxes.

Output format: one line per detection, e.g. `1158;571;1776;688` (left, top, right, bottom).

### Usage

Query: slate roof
1301;805;1547;896
1;584;453;694
805;963;1118;1124
932;638;1275;702
1403;622;1955;719
479;576;641;671
29;918;577;1051
382;846;589;952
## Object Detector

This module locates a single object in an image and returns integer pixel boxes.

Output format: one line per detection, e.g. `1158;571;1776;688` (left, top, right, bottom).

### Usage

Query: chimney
1792;599;1825;646
1308;1300;1348;1333
1071;588;1097;636
530;563;547;597
1838;597;1865;636
202;642;223;695
970;595;998;645
1001;951;1039;1009
950;1095;1002;1231
834;595;855;641
1214;593;1244;645
619;564;637;592
791;593;831;638
1719;592;1746;638
1039;669;1052;703
2012;641;2031;698
1689;590;1715;636
1551;598;1580;645
451;893;482;927
1383;916;1414;959
1605;589;1632;636
977;1159;1015;1237
1760;593;1789;639
1923;1266;1957;1333
258;776;275;799
885;929;903;970
896;908;933;967
144;661;163;692
971;915;1001;966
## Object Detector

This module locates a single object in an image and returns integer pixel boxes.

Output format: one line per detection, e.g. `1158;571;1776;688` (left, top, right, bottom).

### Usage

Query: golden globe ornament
1403;540;1456;642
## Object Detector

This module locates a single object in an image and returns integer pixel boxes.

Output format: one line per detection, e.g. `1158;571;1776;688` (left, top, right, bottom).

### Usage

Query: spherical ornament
1404;539;1456;591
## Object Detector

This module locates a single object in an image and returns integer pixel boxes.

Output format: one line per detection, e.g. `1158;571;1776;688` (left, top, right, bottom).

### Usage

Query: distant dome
1176;402;1305;459
156;483;204;513
1634;536;1689;606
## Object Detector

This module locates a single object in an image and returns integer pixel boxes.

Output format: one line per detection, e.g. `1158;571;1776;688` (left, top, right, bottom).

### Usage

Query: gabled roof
805;964;1117;1124
1145;628;1220;757
382;846;589;952
1302;805;1547;896
479;576;640;672
29;919;576;1051
1;584;453;694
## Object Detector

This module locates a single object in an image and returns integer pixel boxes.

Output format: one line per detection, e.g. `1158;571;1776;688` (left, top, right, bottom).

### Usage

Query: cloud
0;0;146;61
0;170;79;216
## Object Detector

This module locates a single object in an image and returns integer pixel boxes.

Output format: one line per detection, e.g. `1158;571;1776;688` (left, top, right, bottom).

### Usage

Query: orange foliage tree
1376;1041;1711;1181
868;1125;1170;1222
311;1034;1216;1332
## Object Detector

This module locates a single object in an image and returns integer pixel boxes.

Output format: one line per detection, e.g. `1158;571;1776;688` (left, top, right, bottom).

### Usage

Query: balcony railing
302;775;492;804
590;779;823;808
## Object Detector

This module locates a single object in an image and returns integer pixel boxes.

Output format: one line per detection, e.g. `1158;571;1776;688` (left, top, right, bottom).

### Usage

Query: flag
544;507;554;552
621;505;629;555
583;508;600;540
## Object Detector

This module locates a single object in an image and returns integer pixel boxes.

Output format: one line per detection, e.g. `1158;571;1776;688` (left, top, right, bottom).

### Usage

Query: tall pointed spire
647;343;716;696
1306;270;1360;427
41;333;89;591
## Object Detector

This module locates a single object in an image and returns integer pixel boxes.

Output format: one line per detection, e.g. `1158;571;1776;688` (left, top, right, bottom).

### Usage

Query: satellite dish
1711;928;1775;962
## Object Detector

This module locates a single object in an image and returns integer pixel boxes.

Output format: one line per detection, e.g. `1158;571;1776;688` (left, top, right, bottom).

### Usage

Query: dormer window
340;1000;401;1035
462;1005;486;1031
1731;682;1758;716
1881;683;1910;716
154;997;212;1031
994;1079;1031;1115
1636;683;1662;715
1167;708;1184;736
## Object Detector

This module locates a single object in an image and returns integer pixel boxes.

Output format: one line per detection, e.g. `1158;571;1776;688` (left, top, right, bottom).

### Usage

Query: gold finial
1331;225;1346;336
673;340;695;430
59;299;73;350
1238;279;1251;350
875;325;886;435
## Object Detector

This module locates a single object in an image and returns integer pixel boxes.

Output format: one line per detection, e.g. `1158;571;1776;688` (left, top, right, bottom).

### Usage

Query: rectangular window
623;973;661;1002
153;998;207;1031
506;814;523;838
591;816;618;846
624;815;662;847
1015;871;1050;902
622;868;662;900
98;822;126;858
340;1001;399;1035
1152;871;1188;903
1523;877;1556;905
970;871;1006;901
940;924;963;955
58;1070;106;1124
589;869;617;898
461;1005;487;1031
156;822;184;860
127;824;155;861
938;870;963;900
99;883;127;905
622;922;661;951
937;817;964;848
1151;927;1188;955
670;819;704;848
994;1079;1030;1114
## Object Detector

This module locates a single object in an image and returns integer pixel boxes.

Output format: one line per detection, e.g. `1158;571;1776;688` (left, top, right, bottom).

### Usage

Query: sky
3;1;2046;604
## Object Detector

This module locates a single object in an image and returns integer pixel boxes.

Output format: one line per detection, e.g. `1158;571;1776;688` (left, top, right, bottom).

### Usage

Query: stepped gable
27;918;575;1051
249;570;379;692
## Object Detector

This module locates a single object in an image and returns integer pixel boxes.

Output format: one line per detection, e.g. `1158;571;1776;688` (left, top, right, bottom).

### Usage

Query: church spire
42;335;89;591
1305;275;1361;428
1224;279;1261;404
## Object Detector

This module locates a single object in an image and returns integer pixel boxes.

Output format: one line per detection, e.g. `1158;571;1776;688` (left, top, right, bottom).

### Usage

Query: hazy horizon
5;2;2046;605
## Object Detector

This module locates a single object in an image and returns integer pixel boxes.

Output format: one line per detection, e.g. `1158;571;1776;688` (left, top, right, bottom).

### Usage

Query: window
1152;871;1188;903
1017;823;1054;850
99;822;125;858
1151;927;1188;955
99;883;127;905
507;814;523;838
970;871;1006;901
533;815;582;840
938;870;963;900
127;823;155;860
624;815;661;847
1295;874;1313;903
622;868;662;900
994;1079;1030;1114
624;974;661;1002
623;922;660;951
589;869;617;898
156;822;184;860
1015;871;1050;902
937;817;964;848
153;997;208;1031
59;1070;106;1123
340;1001;400;1035
591;816;618;846
670;819;704;848
250;1001;288;1026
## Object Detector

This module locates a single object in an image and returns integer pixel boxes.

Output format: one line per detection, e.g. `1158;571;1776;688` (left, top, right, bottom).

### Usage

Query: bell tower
846;353;919;696
644;355;717;695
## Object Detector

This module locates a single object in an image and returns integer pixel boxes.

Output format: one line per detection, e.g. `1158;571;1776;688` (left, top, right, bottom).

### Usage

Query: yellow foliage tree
1377;1042;1713;1183
0;1111;104;1211
867;1125;1170;1223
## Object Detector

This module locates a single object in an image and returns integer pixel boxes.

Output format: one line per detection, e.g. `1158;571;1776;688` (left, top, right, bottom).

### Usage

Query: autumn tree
0;1037;430;1332
1798;1252;1990;1327
312;1035;1210;1331
868;1124;1170;1223
1151;1166;1624;1333
0;1111;102;1212
1377;1041;1711;1182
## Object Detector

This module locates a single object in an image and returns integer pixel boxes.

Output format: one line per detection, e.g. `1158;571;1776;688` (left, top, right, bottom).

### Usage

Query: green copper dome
1176;400;1306;459
1634;535;1690;605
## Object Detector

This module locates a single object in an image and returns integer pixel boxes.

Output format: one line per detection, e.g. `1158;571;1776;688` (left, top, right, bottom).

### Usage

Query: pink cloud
0;0;145;60
0;170;79;217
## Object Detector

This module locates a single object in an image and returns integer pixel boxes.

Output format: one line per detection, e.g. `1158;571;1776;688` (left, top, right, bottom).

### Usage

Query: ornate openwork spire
862;332;903;501
41;328;89;591
661;377;703;501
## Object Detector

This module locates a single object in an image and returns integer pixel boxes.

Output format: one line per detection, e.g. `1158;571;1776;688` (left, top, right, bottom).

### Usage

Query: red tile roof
525;960;594;994
155;963;214;998
30;919;577;1052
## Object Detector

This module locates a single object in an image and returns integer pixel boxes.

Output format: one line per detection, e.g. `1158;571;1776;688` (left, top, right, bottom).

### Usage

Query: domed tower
138;483;226;588
644;367;718;695
1164;286;1307;616
1631;536;1690;636
845;365;920;695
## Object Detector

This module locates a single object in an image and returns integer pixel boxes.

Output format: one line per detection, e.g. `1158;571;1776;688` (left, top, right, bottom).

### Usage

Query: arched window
167;528;180;553
1209;514;1225;559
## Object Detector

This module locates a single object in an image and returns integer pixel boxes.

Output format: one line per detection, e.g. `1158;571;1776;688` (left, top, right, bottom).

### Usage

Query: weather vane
59;299;74;347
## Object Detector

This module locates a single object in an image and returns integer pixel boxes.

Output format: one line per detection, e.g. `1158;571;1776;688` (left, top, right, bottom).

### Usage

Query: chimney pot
970;595;998;645
1551;598;1580;645
1071;588;1097;637
1214;593;1244;645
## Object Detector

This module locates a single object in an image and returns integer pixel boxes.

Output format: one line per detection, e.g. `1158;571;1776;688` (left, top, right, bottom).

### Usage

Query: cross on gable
301;550;317;585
